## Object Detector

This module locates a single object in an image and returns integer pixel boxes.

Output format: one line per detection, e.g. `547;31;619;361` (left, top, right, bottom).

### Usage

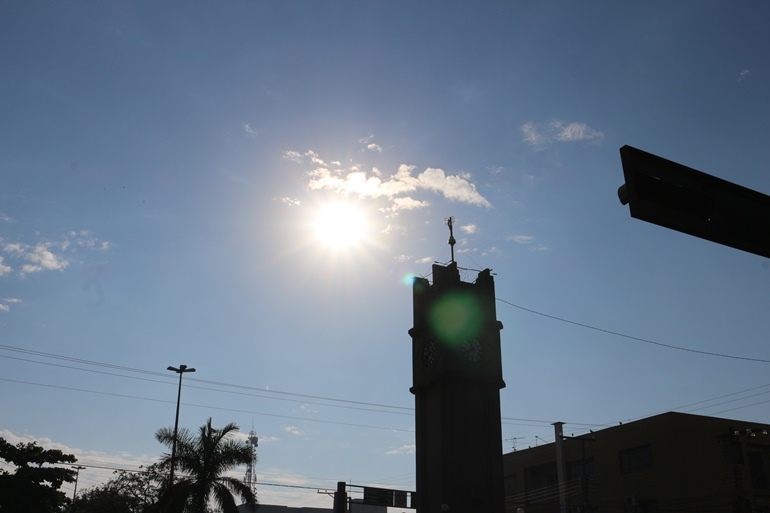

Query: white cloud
381;224;402;235
305;150;325;166
393;254;412;263
385;444;415;456
359;134;382;153
15;242;69;275
460;224;477;234
522;120;603;148
306;163;489;206
0;212;14;223
388;197;430;213
2;232;110;277
417;168;491;207
277;197;301;207
738;69;751;81
0;298;21;312
282;425;302;436
415;256;433;264
0;256;11;277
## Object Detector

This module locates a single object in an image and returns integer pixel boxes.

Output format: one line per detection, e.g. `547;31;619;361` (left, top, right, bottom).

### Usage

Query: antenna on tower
506;436;524;451
243;425;259;498
446;216;456;263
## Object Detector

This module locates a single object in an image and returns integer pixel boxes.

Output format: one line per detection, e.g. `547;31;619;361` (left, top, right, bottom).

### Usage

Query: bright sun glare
312;202;369;249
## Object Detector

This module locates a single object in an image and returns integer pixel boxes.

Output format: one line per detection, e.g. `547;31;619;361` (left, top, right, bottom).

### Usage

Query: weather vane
446;216;456;263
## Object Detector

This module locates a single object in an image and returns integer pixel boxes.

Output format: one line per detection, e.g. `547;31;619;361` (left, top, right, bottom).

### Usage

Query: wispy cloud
283;150;303;164
385;444;415;456
0;212;15;223
243;123;260;139
508;234;549;252
509;235;534;244
738;69;751;81
522;120;603;149
460;224;477;234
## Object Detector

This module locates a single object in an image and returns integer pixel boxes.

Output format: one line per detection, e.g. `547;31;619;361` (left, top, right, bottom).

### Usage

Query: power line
0;378;414;433
497;297;770;363
2;342;767;440
0;353;414;418
0;344;413;412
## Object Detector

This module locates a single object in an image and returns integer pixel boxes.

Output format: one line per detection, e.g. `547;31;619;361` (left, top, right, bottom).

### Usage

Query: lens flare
428;291;483;346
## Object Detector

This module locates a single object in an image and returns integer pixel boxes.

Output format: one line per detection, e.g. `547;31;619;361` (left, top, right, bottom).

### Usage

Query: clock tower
408;219;506;513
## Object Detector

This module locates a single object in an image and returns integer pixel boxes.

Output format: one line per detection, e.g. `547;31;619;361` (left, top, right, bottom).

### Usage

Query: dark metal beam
618;145;770;258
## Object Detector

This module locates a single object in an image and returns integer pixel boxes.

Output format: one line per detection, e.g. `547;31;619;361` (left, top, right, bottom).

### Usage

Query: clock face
461;337;483;363
422;340;439;368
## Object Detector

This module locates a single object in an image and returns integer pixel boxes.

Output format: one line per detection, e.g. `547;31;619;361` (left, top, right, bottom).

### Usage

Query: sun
311;202;369;249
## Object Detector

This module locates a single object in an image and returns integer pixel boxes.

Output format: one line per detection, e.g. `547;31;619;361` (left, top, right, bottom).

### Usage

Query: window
504;474;517;497
567;457;595;480
524;461;557;492
748;450;768;489
619;445;653;473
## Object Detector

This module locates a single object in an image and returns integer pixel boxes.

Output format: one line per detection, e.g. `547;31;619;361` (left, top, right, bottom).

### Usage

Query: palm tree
155;418;257;513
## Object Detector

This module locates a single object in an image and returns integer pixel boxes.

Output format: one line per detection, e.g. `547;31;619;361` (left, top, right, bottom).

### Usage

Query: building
503;412;770;513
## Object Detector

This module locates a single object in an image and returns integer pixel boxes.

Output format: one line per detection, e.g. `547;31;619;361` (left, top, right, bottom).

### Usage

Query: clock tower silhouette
408;219;506;513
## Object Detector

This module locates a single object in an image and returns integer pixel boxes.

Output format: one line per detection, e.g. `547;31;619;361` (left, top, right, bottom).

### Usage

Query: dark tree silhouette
155;418;257;513
0;436;77;512
75;462;167;513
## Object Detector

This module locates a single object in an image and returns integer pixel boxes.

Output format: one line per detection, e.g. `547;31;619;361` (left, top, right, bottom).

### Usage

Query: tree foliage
155;418;258;513
0;436;77;513
74;462;167;513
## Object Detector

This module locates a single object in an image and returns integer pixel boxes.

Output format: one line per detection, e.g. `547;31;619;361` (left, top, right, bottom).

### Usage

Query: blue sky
2;1;770;507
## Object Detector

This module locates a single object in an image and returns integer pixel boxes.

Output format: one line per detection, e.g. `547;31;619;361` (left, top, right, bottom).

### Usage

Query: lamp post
71;465;86;512
167;364;195;488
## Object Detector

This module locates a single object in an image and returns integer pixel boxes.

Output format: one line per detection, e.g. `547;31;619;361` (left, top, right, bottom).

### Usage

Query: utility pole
167;364;196;488
70;465;86;512
567;435;595;513
553;423;567;513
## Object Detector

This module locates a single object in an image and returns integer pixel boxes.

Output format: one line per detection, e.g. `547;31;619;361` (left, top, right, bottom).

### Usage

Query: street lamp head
168;365;196;374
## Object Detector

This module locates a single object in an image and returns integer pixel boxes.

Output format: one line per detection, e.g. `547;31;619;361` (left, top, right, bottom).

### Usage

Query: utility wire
2;342;766;437
0;344;411;411
497;298;770;363
0;377;413;433
0;353;414;417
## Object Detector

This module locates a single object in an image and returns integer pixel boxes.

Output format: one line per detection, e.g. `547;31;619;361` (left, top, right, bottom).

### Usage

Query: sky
2;1;770;509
